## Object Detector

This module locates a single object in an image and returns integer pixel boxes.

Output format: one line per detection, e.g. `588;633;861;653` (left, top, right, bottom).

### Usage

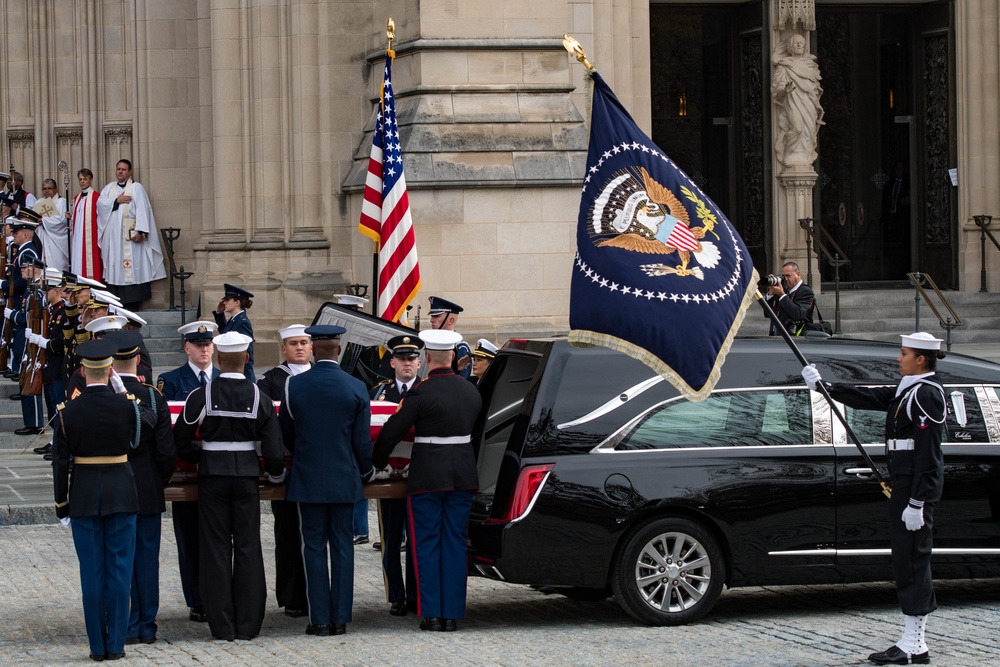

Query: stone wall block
522;52;567;84
431;152;516;182
405;123;497;152
517;93;582;122
492;123;557;151
512;151;573;182
498;222;573;255
467;52;523;84
460;252;543;291
441;222;497;255
515;288;571;318
463;190;514;224
452;94;520;122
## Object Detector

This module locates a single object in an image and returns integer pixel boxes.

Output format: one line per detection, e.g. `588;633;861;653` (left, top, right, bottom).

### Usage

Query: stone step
131;308;199;325
150;351;187;370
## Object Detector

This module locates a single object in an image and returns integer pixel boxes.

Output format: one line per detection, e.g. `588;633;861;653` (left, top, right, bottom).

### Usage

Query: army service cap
106;329;143;360
388;334;424;358
76;339;116;370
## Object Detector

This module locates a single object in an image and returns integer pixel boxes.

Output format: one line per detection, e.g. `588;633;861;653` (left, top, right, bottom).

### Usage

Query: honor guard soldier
174;331;284;642
371;334;422;616
213;283;255;380
110;306;153;383
426;296;472;378
156;319;219;624
107;330;176;646
3;212;42;380
63;314;126;400
256;323;313;619
469;338;498;387
53;339;142;661
9;247;44;434
802;333;947;665
28;269;70;459
278;325;375;637
373;329;482;632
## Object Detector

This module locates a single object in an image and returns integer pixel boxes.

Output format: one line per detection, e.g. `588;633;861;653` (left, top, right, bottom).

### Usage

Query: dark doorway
649;2;769;273
815;2;955;287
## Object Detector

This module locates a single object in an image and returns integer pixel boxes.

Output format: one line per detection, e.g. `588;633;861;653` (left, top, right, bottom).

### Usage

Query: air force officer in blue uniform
373;329;482;633
279;325;375;637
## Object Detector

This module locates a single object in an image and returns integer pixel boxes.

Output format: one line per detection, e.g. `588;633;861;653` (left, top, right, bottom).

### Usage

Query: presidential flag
358;51;421;323
569;72;758;401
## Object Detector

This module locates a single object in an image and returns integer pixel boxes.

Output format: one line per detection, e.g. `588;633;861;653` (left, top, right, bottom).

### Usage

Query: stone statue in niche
771;33;824;168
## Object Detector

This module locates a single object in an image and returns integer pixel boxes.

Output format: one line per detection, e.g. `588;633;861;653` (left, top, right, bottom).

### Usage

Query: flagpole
369;18;397;317
757;290;891;498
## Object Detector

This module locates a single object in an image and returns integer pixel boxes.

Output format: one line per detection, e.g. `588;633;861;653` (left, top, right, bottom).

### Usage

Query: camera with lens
759;274;786;289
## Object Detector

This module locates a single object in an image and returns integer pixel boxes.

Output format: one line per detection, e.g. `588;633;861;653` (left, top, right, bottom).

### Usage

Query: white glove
266;469;287;484
902;504;924;531
37;336;49;349
361;466;377;483
109;370;126;395
801;364;822;391
3;307;11;320
60;517;71;528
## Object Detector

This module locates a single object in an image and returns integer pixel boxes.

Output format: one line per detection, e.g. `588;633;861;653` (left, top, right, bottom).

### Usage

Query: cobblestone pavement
0;510;997;667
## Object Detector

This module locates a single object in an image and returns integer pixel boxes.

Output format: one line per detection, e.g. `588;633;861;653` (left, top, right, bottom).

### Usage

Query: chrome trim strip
769;548;1000;557
980;385;1000;443
594;442;836;454
558;375;663;430
508;470;552;523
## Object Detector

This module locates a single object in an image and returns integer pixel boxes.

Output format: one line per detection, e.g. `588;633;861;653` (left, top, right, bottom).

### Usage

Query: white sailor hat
418;329;463;351
278;324;309;340
213;331;253;353
178;320;218;343
900;332;943;352
334;294;369;307
110;305;147;327
84;315;126;335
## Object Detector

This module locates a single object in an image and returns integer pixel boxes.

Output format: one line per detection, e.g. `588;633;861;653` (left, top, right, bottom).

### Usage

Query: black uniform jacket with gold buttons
373;367;481;494
174;375;284;478
122;375;177;514
53;384;141;518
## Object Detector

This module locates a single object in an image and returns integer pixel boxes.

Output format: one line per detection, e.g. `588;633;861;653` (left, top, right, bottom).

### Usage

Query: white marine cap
418;329;463;351
76;275;106;289
213;331;253;353
334;294;369;307
900;332;943;352
84;315;126;334
89;288;123;308
110;305;147;327
278;324;309;340
43;267;63;281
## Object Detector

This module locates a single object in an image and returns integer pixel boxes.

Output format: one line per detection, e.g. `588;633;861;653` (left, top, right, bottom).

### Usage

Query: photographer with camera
764;262;815;335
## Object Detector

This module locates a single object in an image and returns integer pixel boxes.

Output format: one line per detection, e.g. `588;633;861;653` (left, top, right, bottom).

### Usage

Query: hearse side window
615;389;812;450
843;385;987;445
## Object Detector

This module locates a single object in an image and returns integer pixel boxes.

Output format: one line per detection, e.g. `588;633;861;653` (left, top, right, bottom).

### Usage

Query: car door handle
845;467;875;477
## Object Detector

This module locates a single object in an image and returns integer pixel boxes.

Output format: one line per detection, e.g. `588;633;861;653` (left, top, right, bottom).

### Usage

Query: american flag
358;52;421;323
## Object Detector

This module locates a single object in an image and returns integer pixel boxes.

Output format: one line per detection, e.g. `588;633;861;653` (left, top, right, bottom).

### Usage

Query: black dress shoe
306;624;332;636
353;535;369;545
189;607;208;622
284;608;307;618
372;541;382;550
125;638;140;645
332;624;347;636
138;637;156;644
235;634;255;641
442;618;457;632
32;443;52;454
104;653;125;661
389;601;407;617
14;426;42;435
419;617;443;631
868;645;930;665
89;654;105;662
9;393;21;401
42;453;53;461
212;635;235;642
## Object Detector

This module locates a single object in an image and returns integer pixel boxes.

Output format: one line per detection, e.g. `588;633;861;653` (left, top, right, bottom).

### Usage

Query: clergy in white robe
71;169;103;280
35;179;69;272
96;160;166;307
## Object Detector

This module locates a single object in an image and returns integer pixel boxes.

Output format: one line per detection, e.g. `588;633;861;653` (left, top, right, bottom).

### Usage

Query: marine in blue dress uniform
426;296;472;378
53;339;142;661
803;332;947;666
373;329;482;632
278;325;375;637
7;236;44;433
213;283;255;380
155;320;220;623
173;331;284;641
256;323;312;618
107;330;177;645
370;334;422;616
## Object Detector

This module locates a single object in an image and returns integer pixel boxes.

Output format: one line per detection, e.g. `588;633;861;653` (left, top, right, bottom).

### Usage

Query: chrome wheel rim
633;531;712;613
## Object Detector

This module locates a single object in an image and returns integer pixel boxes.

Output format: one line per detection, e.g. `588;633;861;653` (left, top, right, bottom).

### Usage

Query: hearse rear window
616;389;812;450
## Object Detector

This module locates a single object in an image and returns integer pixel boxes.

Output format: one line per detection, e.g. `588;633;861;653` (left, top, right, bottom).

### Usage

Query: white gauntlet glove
902;501;924;531
109;369;126;395
266;469;287;484
801;364;822;391
60;517;71;528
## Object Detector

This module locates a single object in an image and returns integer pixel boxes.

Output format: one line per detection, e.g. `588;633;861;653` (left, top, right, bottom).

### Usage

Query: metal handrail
799;217;851;334
906;272;963;351
972;214;1000;292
